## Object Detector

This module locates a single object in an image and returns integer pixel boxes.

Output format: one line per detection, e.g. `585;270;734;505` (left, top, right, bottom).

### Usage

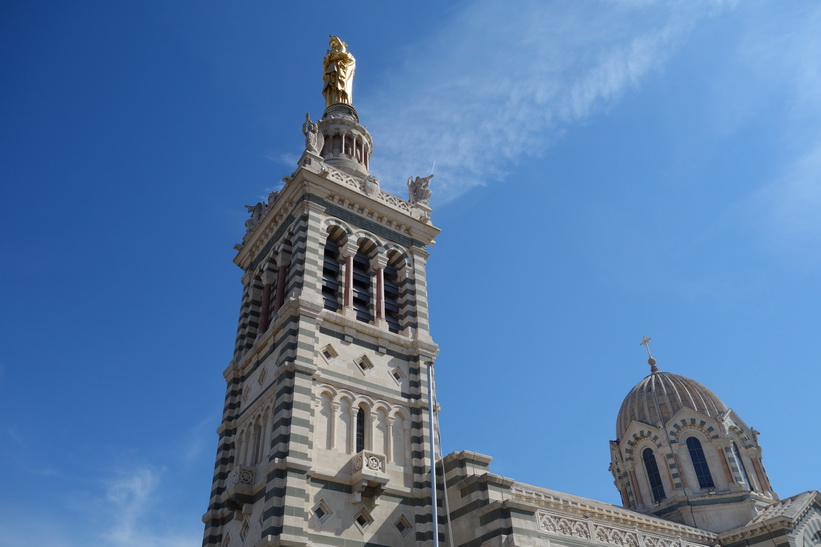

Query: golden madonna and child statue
322;36;356;107
317;36;434;208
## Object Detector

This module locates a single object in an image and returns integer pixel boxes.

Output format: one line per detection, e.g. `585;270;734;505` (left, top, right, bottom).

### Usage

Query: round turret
317;103;373;178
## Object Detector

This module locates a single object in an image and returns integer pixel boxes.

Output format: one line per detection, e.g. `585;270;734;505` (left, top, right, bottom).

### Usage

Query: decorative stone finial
640;335;659;373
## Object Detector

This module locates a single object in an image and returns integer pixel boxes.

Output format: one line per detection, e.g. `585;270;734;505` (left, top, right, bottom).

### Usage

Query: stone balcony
351;450;389;503
224;465;255;511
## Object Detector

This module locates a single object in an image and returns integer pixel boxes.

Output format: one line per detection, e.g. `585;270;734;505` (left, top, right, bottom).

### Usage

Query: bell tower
202;37;441;547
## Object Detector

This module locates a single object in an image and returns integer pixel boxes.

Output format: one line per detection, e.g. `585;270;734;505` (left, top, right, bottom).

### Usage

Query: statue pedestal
412;203;432;222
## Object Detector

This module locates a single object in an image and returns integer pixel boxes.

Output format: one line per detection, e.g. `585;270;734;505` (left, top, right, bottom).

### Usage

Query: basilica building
201;38;821;547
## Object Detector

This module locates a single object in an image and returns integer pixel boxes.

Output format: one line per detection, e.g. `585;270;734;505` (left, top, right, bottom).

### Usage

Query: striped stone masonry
203;106;441;546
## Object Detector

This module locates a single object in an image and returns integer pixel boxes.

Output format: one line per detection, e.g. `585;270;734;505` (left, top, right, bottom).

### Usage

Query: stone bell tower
201;36;441;547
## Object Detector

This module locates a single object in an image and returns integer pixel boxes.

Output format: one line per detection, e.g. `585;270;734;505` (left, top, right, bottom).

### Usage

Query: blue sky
2;1;820;545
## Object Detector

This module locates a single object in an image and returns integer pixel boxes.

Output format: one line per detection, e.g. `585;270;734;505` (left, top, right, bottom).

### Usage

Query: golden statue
322;36;356;107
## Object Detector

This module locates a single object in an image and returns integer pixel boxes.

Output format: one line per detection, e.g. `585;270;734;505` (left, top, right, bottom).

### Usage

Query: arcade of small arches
233;402;276;469
321;220;412;334
314;386;411;467
236;232;295;360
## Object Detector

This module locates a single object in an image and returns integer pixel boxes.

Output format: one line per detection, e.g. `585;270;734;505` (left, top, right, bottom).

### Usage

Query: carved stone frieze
536;509;711;547
322;166;415;215
513;485;717;544
326;194;412;236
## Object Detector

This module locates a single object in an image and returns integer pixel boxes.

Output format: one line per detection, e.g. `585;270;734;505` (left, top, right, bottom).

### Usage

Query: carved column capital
262;268;277;284
370;253;388;270
341;240;359;258
275;243;292;264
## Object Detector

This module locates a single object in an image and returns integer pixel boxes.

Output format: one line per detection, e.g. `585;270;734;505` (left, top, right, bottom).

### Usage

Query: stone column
366;408;374;452
386;416;395;462
371;253;388;322
341;240;358;312
238;429;249;466
329;401;340;451
349;406;358;454
249;424;259;466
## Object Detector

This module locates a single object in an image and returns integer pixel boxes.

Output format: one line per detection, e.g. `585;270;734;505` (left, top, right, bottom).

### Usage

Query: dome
615;370;728;440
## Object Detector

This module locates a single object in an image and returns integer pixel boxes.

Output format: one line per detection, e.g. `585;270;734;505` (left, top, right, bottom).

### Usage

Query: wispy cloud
95;467;200;547
99;468;159;545
363;0;733;203
735;5;821;249
752;144;821;251
0;465;202;547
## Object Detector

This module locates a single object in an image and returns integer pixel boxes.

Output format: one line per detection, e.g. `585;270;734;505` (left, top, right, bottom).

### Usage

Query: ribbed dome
616;371;727;440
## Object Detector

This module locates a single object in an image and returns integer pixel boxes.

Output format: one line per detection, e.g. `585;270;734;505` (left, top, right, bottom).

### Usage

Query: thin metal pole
427;361;438;546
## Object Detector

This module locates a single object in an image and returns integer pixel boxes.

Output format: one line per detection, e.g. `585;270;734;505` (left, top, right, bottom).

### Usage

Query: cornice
718;491;821;545
234;157;440;269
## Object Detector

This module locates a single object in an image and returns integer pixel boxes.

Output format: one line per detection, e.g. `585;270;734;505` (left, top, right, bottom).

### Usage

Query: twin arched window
642;448;666;502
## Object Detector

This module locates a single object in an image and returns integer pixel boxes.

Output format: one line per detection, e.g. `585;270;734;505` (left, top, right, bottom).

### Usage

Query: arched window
642;448;666;502
384;252;404;333
322;226;345;311
317;393;333;450
239;428;250;466
352;252;373;323
392;412;406;465
686;437;715;489
266;260;277;328
321;231;344;311
355;407;366;453
731;442;751;486
338;398;352;453
252;419;262;465
257;259;277;333
249;272;264;343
